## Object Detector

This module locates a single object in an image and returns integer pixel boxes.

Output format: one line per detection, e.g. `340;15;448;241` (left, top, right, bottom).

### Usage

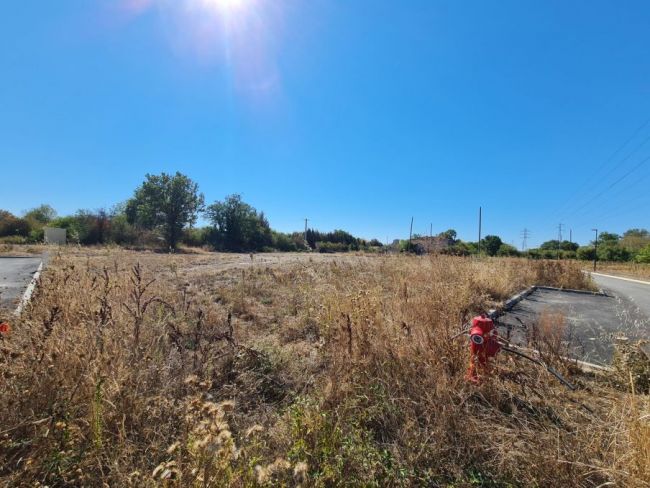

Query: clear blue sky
2;0;650;247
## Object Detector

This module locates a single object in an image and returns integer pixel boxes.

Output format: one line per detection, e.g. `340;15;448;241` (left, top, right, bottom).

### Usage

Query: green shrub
577;246;596;261
636;244;650;263
317;242;348;253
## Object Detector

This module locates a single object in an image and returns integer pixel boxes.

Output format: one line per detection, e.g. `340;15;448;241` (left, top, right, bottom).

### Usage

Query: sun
199;0;247;13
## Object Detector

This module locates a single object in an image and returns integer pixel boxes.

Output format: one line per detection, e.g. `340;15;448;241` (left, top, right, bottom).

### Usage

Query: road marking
14;261;43;316
590;272;650;286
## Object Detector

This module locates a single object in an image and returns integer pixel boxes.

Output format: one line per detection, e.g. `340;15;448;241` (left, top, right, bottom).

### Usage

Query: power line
550;118;650;222
566;153;650;220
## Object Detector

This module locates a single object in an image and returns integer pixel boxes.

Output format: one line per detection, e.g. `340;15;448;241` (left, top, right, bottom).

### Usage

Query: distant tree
623;228;649;238
481;235;503;256
540;240;559;251
621;228;650;252
636;244;650;263
597;232;620;245
439;229;457;242
540;239;578;252
497;243;520;257
368;238;383;247
272;231;299;252
560;241;579;251
0;210;30;237
577;246;596;261
598;244;630;262
24;204;56;227
205;194;272;252
126;172;204;249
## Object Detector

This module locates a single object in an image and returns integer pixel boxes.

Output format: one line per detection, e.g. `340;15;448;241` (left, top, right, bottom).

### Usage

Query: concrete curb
590;272;650;286
13;260;43;317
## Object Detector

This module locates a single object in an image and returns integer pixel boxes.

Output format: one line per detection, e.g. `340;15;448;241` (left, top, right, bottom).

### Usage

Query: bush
272;232;299;252
183;227;209;247
497;243;520;257
577;246;596;261
598;245;630;262
0;235;29;245
316;242;348;253
635;244;650;263
0;213;31;238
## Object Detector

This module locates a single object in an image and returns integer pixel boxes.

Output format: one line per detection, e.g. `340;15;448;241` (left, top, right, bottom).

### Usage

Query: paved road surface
591;272;650;319
0;257;43;312
497;288;643;364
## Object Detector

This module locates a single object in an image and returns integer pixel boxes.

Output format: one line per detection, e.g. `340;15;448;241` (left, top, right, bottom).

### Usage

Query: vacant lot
1;249;648;487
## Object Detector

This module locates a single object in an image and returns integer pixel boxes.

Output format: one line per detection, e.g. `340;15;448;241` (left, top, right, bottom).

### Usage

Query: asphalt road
0;257;43;312
496;274;650;365
591;272;650;319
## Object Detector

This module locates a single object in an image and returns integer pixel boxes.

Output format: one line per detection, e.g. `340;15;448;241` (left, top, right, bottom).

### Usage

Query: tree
597;232;620;245
621;228;650;252
24;204;56;227
636;244;650;263
205;195;272;252
497;243;520;257
126;172;204;249
439;229;458;243
577;246;596;261
481;235;502;256
0;210;30;237
560;240;579;252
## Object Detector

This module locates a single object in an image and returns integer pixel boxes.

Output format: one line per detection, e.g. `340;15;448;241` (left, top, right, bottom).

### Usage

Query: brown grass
591;262;650;281
0;250;647;487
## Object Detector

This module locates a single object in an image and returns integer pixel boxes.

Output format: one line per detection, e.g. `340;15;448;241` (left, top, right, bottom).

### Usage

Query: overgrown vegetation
1;252;647;486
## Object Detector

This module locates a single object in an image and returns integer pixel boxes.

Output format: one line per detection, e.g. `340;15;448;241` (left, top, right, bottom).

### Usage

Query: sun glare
199;0;246;13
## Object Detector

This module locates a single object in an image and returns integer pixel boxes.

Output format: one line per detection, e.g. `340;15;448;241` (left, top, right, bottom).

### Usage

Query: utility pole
304;218;309;248
408;216;414;251
477;206;482;255
521;228;530;252
557;223;564;260
569;229;572;246
592;228;598;271
429;223;433;253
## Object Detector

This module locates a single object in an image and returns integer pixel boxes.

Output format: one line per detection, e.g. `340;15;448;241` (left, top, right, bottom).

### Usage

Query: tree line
429;229;650;263
0;172;380;253
2;171;649;262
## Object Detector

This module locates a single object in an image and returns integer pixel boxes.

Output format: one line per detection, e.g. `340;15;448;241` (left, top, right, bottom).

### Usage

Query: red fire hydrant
0;322;10;336
466;314;501;383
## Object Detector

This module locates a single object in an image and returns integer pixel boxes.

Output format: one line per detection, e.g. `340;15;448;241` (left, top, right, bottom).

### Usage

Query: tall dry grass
592;261;650;281
0;251;647;487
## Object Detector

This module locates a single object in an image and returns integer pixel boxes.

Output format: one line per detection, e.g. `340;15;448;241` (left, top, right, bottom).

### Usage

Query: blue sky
1;0;649;247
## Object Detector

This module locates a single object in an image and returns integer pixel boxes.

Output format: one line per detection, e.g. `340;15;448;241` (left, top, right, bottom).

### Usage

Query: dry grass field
1;249;648;487
592;261;650;281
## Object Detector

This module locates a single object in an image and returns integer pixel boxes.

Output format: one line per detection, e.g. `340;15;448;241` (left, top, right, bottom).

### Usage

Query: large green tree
126;172;204;249
481;235;503;256
24;204;56;227
205;194;272;252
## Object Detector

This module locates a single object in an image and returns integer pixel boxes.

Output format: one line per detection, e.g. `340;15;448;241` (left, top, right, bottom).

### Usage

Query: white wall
44;227;67;245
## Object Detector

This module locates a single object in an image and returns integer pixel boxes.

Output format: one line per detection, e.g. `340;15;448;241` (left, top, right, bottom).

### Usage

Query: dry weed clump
0;250;647;487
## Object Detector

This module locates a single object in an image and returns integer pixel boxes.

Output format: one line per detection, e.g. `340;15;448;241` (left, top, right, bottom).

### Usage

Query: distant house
44;227;67;245
411;236;453;254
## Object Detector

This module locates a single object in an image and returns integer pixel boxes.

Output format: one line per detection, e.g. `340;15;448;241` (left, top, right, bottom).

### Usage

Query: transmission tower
520;228;530;251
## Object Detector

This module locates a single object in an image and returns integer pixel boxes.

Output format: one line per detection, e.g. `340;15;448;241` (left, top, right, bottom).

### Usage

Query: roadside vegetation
1;251;648;487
